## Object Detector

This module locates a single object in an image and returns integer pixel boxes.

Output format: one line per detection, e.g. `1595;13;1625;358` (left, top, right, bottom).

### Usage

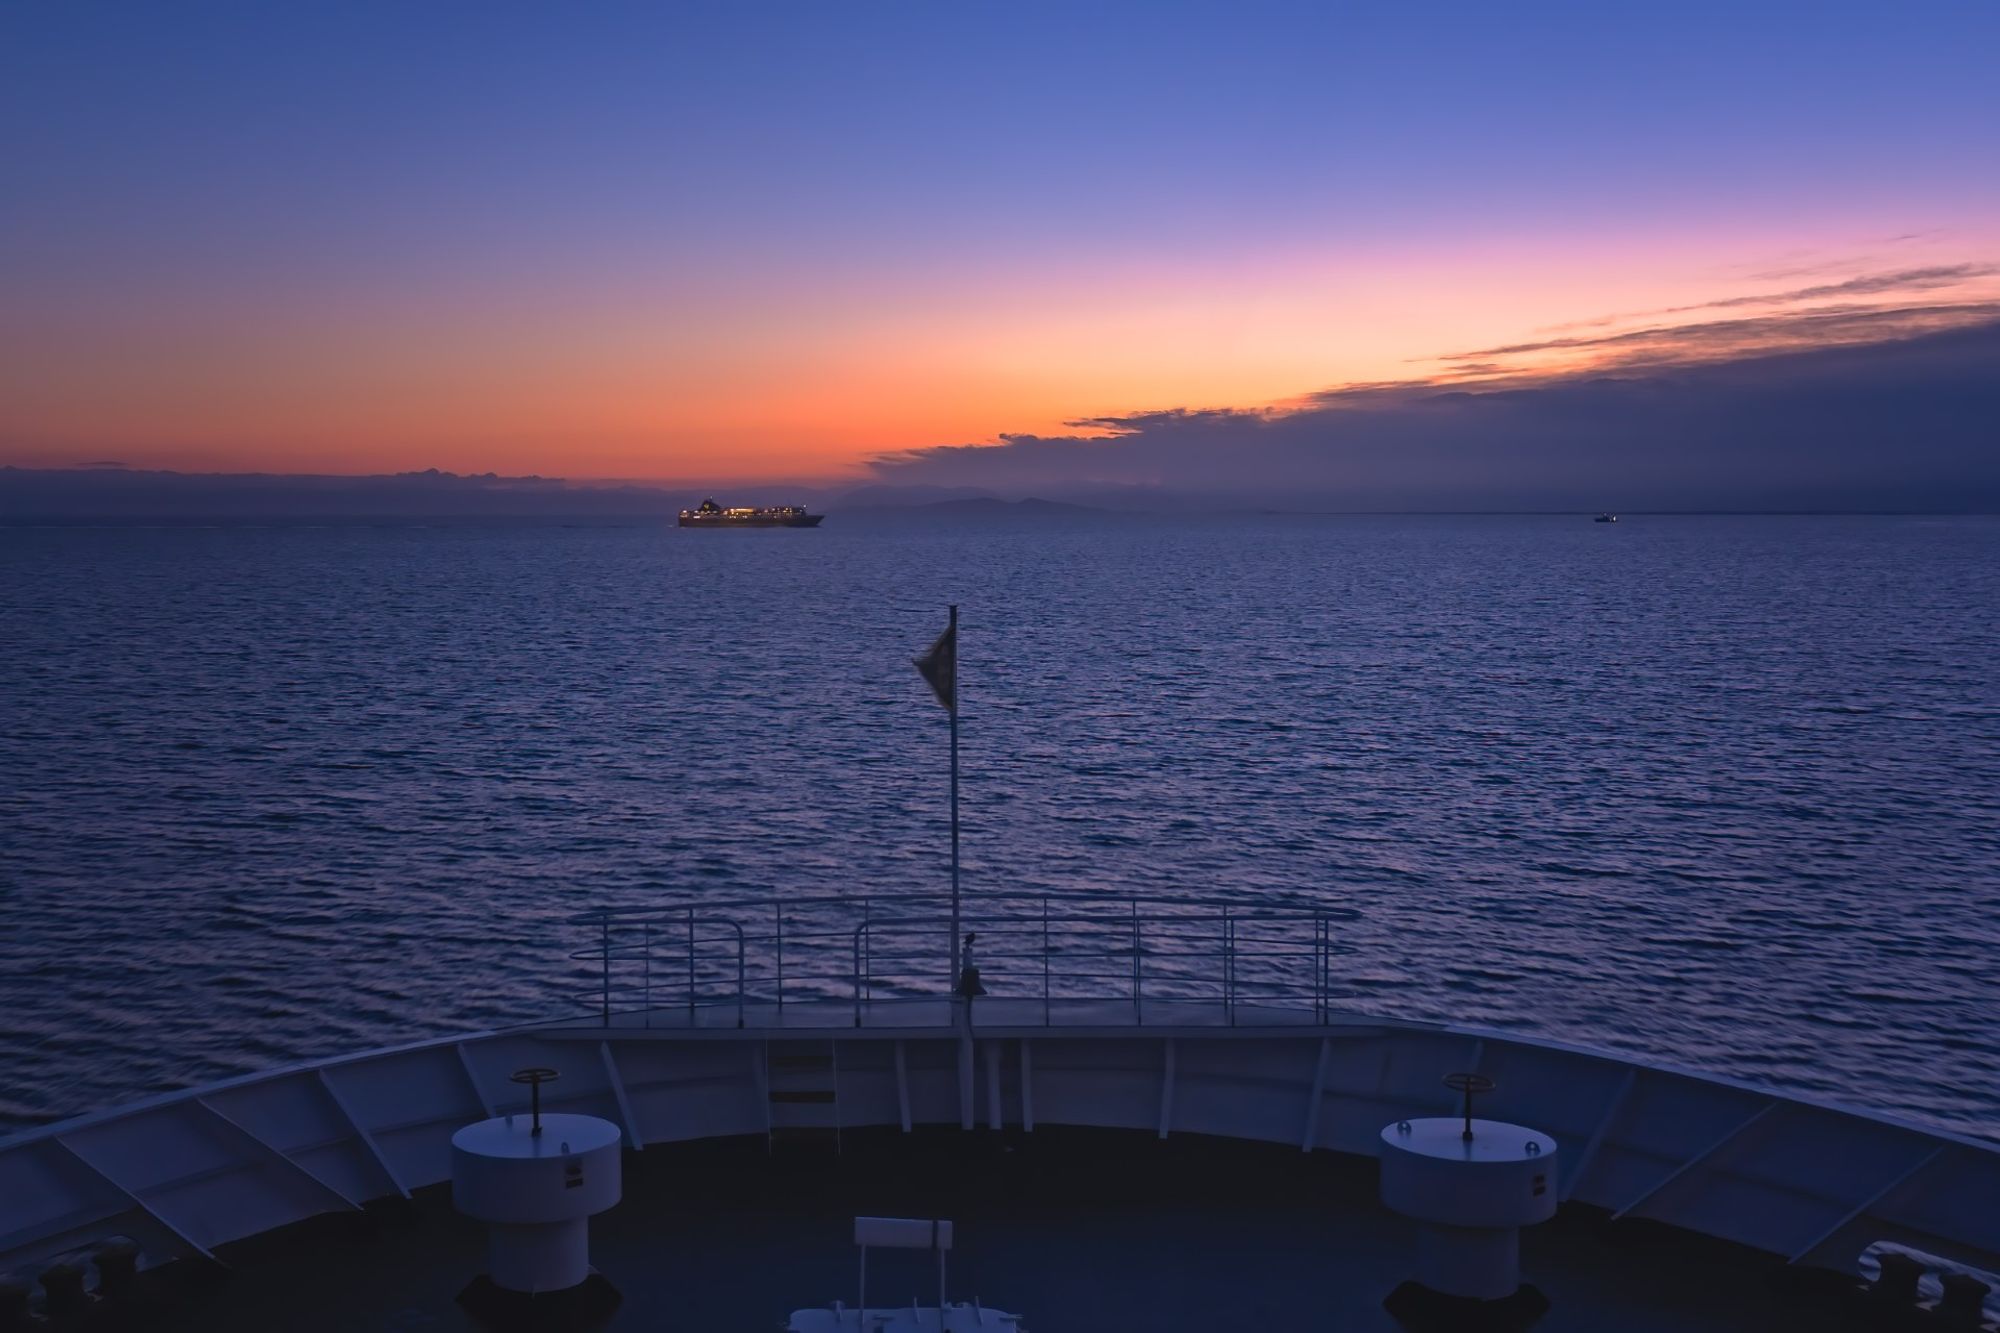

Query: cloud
867;318;2000;512
1440;299;2000;367
1529;265;1996;338
1730;256;1874;284
1654;264;1996;316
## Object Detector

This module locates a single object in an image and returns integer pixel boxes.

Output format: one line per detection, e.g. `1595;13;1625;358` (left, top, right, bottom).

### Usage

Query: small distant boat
1594;513;1618;523
679;498;824;528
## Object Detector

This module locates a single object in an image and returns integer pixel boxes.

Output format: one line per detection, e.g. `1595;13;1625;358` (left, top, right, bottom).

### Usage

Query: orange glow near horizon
4;224;1998;483
9;3;2000;487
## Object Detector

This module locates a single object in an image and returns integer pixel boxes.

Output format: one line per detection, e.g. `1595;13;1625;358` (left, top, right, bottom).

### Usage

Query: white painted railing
568;891;1364;1026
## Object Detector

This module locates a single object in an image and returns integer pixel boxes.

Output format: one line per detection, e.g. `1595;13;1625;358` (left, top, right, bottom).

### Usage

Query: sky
2;1;1997;492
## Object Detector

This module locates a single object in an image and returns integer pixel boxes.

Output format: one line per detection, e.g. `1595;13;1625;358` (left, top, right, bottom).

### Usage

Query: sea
2;512;1996;1138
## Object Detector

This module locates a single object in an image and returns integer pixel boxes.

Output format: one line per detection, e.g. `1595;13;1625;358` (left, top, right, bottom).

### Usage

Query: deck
128;1127;1868;1332
6;890;1998;1327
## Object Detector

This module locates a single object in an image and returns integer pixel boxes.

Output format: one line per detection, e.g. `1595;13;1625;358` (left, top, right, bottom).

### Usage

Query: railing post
863;897;872;1011
1315;912;1326;1023
643;922;653;1029
735;923;746;1029
686;905;697;1023
600;918;611;1027
1042;896;1051;1026
1131;898;1142;1024
775;902;785;1013
1223;908;1234;1027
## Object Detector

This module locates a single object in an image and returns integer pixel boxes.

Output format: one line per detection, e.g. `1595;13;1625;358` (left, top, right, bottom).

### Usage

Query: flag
913;620;955;712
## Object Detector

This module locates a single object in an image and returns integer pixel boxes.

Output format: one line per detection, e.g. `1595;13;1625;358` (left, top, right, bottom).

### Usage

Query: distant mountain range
0;467;1138;520
842;496;1107;518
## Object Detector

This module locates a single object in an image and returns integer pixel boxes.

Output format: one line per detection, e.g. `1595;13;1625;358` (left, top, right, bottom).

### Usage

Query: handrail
568;889;1353;1030
568;889;1361;924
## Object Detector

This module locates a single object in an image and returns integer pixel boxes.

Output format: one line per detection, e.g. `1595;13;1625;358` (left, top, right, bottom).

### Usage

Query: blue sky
2;1;1996;484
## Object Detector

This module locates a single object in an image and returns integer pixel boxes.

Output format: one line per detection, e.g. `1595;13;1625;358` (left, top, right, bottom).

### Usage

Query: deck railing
567;892;1360;1028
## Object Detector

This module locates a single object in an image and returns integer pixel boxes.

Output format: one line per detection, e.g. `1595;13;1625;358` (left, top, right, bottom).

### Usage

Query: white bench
786;1217;1025;1332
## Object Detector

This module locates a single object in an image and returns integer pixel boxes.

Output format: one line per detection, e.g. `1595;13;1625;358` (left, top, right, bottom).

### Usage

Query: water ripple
1;513;1996;1138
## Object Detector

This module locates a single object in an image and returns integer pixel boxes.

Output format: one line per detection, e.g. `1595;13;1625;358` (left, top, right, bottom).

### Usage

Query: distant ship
678;498;824;528
1595;512;1619;523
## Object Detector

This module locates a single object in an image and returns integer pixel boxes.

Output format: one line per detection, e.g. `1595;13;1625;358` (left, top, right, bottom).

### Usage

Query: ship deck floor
139;1126;1864;1333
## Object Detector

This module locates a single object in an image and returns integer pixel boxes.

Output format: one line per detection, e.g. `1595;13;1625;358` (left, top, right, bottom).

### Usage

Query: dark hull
678;514;823;528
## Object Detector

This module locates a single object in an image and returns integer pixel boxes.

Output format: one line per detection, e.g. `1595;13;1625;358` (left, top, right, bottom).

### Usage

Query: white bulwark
3;1002;1996;1284
3;886;1998;1314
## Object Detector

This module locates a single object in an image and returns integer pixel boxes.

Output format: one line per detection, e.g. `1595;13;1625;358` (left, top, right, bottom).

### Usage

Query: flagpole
947;602;960;985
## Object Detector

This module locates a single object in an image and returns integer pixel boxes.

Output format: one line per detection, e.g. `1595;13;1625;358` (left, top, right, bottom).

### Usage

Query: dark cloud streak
1527;264;1994;338
1443;299;2000;364
1655;264;1995;316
